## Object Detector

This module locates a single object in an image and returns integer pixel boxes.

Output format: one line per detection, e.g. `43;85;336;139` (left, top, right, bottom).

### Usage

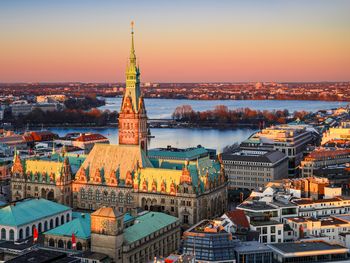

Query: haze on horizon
0;0;349;83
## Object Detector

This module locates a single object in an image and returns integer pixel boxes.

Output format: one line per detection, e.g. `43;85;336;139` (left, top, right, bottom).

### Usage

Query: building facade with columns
0;198;71;242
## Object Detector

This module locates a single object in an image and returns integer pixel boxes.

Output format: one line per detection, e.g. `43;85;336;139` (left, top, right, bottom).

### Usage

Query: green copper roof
124;213;134;223
44;212;90;240
124;212;178;244
0;198;71;227
148;147;208;160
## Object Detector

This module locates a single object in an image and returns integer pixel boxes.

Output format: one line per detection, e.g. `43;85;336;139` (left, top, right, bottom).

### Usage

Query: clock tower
91;207;124;262
118;22;148;151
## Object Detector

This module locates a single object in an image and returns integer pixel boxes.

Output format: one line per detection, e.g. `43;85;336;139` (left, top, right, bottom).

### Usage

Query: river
48;98;347;151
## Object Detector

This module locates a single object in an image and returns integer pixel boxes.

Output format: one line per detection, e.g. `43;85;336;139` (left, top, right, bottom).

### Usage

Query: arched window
25;226;30;237
77;242;83;251
67;241;72;249
80;188;86;199
66;214;70;222
58;240;64;248
9;229;14;241
103;191;108;202
1;228;6;240
118;192;124;204
96;190;101;201
49;238;55;247
44;221;48;231
38;223;42;232
111;191;116;202
50;219;54;229
88;188;93;200
19;229;23;239
55;217;59;227
61;215;65;225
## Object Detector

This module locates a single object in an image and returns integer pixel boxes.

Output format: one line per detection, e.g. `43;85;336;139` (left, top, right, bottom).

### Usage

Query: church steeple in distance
118;21;148;151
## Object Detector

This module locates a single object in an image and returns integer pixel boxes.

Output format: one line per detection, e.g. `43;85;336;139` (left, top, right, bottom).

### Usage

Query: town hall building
10;23;227;227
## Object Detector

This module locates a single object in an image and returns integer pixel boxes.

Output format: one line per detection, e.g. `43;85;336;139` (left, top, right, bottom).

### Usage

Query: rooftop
234;241;272;253
305;148;350;161
293;197;344;205
238;202;277;211
44;212;90;240
0;198;71;227
76;251;109;261
6;249;78;263
222;149;287;164
91;207;123;219
187;219;228;234
124;211;178;244
268;241;348;255
225;210;250;228
148;145;208;160
250;219;282;227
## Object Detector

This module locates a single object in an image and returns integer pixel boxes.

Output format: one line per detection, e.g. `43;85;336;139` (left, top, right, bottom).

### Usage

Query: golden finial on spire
131;21;134;33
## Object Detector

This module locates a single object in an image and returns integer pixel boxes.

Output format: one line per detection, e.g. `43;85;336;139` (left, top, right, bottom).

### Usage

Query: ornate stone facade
10;24;228;228
70;24;228;226
11;152;75;206
118;23;147;151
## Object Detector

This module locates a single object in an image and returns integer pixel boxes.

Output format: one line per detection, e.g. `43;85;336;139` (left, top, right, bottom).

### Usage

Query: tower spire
119;22;148;151
129;21;136;66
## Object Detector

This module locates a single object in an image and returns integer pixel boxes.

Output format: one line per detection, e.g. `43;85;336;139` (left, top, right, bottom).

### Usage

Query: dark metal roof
222;150;287;164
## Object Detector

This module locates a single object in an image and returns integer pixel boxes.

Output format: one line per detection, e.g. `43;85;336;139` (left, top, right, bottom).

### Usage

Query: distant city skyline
0;0;349;83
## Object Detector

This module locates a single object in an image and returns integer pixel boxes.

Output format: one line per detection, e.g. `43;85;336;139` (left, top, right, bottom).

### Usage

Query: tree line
171;105;310;126
10;108;118;128
64;96;105;111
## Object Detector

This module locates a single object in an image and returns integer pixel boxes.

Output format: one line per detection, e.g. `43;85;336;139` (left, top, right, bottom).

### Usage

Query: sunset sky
1;0;349;83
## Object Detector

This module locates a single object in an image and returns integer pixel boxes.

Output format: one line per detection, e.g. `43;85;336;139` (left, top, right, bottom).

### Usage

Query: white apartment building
285;215;350;246
293;196;350;218
248;216;284;244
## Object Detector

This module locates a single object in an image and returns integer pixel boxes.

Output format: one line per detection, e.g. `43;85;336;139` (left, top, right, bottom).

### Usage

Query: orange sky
1;0;349;82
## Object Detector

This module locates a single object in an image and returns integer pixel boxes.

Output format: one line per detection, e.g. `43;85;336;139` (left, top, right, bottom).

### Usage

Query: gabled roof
77;144;153;181
44;212;90;239
75;133;108;142
91;207;123;218
0;198;71;227
225;210;250;228
124;212;178;244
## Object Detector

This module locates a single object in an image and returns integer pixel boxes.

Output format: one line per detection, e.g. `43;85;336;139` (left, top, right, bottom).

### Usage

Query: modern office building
222;149;288;190
241;124;317;176
182;219;237;263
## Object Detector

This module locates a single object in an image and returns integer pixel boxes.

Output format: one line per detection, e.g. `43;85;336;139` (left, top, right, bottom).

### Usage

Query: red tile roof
305;149;350;161
75;133;108;142
225;210;250;228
